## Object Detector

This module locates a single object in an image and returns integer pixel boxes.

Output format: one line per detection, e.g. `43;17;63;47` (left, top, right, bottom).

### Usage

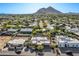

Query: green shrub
37;45;44;52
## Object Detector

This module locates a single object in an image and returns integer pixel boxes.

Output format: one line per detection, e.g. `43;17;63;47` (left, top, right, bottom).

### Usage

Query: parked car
15;46;24;54
65;50;73;56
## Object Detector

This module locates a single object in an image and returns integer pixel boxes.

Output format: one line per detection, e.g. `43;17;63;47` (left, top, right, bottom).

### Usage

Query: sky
0;3;79;14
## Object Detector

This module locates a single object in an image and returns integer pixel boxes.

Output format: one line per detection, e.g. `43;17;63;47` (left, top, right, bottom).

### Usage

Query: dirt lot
0;36;12;50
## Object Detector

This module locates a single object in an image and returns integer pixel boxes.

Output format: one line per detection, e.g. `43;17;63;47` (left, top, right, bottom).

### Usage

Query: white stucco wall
58;43;79;47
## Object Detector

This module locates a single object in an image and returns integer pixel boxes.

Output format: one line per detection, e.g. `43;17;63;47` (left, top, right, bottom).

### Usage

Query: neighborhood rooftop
8;39;26;45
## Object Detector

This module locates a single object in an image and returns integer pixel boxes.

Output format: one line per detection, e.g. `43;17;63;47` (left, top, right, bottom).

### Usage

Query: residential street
0;47;79;56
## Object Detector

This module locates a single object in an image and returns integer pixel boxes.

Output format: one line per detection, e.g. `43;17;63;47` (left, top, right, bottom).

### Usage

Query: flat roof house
31;37;50;45
20;28;32;33
7;39;26;51
7;28;18;33
29;22;37;27
18;28;33;36
56;35;79;47
67;27;79;35
8;39;26;45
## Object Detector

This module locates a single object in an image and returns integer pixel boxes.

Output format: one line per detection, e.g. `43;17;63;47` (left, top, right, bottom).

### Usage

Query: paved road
0;50;55;56
0;47;79;56
0;47;55;56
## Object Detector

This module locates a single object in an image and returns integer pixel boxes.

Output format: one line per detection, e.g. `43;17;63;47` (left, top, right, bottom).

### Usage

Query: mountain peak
47;6;53;9
35;6;62;14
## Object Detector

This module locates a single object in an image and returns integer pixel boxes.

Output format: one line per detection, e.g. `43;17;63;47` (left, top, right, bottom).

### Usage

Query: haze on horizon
0;3;79;14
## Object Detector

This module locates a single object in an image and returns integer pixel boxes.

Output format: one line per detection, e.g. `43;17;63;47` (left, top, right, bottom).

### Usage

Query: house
65;26;79;35
8;39;26;45
65;26;71;30
69;27;79;35
29;22;37;27
31;37;50;45
19;28;33;34
7;39;26;50
56;35;79;47
7;28;18;33
47;24;54;30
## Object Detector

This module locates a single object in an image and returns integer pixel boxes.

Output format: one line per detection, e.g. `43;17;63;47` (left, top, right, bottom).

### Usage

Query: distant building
29;22;37;27
47;24;54;30
17;28;33;36
7;28;18;33
20;28;32;33
68;27;79;35
65;26;71;30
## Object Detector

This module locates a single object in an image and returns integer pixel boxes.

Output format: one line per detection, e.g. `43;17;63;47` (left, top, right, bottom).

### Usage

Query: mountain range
35;6;62;14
